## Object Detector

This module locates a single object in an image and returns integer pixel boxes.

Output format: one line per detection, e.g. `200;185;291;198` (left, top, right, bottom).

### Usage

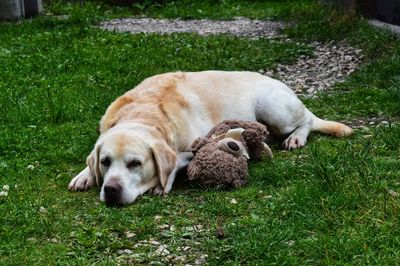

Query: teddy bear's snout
217;138;250;159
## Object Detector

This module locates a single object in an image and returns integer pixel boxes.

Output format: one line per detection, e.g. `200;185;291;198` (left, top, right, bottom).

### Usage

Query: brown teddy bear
187;120;273;188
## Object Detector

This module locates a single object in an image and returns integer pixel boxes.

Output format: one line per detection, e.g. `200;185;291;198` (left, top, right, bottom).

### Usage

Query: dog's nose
104;180;122;206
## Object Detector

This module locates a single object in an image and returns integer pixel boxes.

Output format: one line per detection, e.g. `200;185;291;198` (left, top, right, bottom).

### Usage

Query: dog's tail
310;112;353;138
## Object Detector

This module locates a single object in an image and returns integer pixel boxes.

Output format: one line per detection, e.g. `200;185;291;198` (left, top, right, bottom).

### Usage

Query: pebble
149;240;161;246
154;215;162;221
387;189;398;197
117;249;134;255
125;231;136;238
195;254;208;265
216;227;225;239
154;245;170;256
159;224;170;230
175;255;187;262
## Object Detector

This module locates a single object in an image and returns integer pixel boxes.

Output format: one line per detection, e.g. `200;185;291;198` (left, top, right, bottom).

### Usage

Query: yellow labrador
68;71;352;205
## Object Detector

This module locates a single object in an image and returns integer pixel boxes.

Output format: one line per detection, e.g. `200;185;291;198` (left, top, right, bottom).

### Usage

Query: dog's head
87;124;177;206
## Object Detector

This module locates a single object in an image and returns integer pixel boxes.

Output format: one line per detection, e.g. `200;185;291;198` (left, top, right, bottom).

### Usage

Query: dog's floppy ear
151;142;177;188
87;144;102;186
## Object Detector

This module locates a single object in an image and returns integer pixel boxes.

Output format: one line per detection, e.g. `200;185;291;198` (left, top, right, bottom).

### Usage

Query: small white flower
27;165;35;170
0;191;8;197
285;240;295;246
39;206;47;213
230;198;238;204
2;185;9;191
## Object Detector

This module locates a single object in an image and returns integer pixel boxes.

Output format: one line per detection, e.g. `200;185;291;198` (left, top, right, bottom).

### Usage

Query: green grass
46;0;319;20
134;0;319;20
1;0;400;264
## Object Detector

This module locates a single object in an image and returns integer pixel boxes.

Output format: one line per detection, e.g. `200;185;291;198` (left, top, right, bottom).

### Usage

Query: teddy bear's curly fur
187;120;272;188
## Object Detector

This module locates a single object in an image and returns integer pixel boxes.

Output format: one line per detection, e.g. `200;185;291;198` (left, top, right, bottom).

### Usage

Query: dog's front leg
68;167;96;191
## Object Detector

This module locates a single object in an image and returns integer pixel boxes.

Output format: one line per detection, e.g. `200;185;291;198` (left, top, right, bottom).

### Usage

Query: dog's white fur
69;71;352;204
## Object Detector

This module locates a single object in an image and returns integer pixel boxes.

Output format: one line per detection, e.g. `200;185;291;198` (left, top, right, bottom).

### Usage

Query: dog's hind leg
283;122;312;150
254;81;313;149
282;108;353;150
254;80;352;150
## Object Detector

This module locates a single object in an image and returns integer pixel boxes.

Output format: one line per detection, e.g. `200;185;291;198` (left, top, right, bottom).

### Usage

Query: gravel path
100;17;285;38
263;41;363;96
100;17;363;95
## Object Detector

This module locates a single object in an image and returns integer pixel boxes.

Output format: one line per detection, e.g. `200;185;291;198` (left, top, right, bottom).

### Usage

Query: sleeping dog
68;71;352;205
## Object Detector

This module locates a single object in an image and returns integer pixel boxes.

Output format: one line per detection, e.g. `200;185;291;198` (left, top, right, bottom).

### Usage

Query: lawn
0;0;399;264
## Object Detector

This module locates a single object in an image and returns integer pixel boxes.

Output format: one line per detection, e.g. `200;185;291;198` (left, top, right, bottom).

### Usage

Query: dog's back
99;70;351;150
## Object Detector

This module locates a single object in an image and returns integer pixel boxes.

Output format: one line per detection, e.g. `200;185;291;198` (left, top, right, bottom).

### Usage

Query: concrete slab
368;19;400;34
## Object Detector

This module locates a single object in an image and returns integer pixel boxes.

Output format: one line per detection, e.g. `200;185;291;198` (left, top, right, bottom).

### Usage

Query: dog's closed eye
101;157;111;168
127;159;142;169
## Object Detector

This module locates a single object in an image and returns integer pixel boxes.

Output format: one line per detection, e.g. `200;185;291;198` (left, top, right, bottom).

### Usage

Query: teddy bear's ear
191;137;213;154
224;128;245;141
262;143;274;159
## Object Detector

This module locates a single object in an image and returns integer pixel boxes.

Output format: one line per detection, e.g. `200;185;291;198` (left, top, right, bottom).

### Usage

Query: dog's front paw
68;167;95;191
147;185;165;196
